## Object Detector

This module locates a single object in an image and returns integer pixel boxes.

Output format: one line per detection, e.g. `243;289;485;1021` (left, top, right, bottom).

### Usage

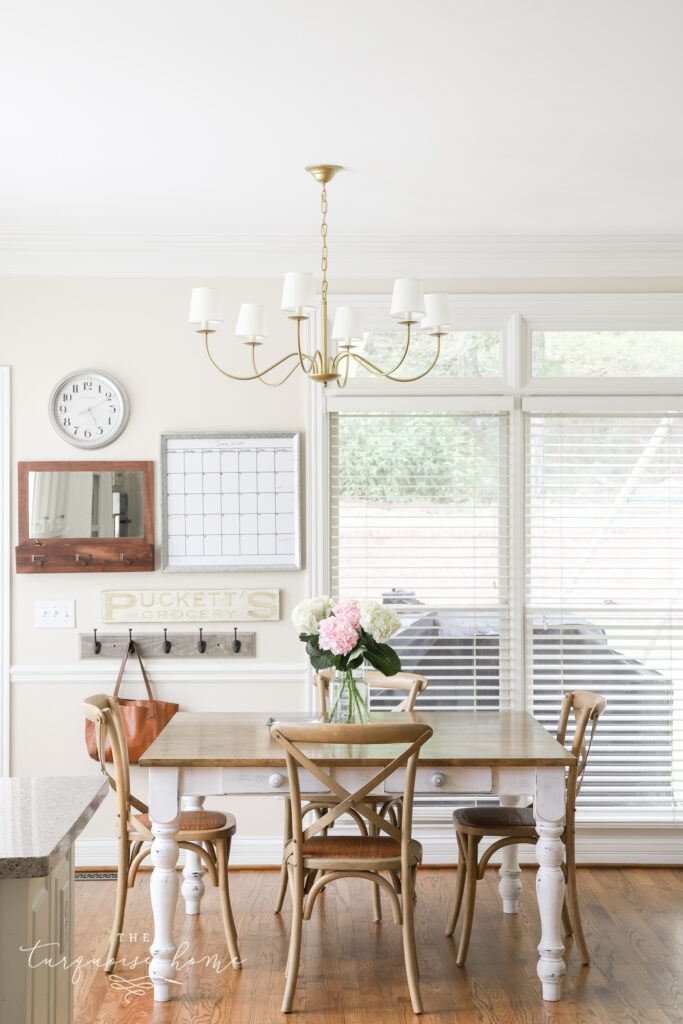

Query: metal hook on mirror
197;628;207;654
231;627;241;654
92;629;102;655
162;628;172;654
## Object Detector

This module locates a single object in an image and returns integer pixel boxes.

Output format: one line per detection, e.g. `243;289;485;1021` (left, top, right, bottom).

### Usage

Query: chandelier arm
348;352;395;376
295;317;316;373
335;351;351;389
383;333;442;382
204;334;300;382
345;322;416;379
250;344;304;387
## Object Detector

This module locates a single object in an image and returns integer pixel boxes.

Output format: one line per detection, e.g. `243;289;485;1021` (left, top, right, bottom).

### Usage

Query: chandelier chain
320;182;328;303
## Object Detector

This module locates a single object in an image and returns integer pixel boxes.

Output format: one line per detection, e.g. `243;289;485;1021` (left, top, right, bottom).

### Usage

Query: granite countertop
0;775;109;879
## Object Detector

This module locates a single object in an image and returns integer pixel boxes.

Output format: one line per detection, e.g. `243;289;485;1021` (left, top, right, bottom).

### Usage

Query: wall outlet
35;600;75;629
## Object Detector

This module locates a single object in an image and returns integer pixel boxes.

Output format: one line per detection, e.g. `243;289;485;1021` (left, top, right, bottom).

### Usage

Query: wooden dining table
140;709;575;1004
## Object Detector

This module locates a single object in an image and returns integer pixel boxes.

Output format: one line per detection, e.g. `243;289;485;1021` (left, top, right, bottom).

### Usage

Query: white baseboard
76;823;683;870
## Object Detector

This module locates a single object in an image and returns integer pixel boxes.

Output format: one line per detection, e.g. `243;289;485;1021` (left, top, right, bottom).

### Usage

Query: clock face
48;370;130;449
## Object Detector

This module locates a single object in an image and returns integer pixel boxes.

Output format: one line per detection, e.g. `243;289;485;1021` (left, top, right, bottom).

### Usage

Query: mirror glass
28;471;145;539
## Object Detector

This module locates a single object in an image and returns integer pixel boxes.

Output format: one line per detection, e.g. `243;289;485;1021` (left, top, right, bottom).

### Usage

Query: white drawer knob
269;772;285;789
431;772;446;788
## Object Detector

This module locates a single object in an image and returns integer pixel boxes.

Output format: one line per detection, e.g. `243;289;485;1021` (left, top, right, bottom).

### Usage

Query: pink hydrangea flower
318;615;359;656
332;599;361;629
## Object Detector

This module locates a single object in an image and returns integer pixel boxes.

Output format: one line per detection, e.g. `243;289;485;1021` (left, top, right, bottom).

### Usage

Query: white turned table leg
148;766;181;1002
534;769;566;1001
498;795;523;914
181;796;206;915
149;817;180;1001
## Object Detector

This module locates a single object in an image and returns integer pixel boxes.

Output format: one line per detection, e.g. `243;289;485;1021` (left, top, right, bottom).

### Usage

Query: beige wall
2;277;311;849
4;274;683;857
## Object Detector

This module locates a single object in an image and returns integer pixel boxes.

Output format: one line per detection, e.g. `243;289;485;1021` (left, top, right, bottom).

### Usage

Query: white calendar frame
161;432;302;572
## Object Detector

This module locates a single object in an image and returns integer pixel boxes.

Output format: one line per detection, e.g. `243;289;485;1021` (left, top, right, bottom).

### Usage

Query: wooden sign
102;588;279;623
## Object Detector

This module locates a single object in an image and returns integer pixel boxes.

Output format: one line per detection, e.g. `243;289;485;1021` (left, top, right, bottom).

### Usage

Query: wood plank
73;867;683;1024
140;711;575;769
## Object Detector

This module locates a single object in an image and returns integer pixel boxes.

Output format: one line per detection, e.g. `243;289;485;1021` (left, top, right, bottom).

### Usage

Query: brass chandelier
189;164;453;388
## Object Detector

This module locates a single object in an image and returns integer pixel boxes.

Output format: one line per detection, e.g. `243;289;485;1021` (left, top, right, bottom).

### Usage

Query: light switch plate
35;600;75;629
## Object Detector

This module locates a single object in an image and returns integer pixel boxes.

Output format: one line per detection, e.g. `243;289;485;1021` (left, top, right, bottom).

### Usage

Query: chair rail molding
10;661;307;685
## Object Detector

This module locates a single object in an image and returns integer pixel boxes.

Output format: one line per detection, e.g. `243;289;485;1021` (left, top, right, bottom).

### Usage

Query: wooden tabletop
140;711;575;768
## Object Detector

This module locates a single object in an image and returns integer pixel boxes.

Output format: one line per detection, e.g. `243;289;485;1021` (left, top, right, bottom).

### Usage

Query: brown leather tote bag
85;645;179;764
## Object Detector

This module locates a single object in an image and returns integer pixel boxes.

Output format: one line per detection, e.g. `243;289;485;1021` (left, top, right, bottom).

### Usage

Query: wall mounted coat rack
79;630;255;659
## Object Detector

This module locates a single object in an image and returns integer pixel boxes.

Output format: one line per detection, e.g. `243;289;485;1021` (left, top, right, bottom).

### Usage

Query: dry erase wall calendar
161;432;301;571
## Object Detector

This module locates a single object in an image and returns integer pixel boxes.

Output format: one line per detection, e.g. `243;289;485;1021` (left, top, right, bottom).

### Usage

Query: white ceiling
2;0;683;251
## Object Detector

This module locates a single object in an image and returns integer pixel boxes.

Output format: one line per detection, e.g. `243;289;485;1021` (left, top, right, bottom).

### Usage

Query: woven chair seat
453;805;535;830
134;810;235;834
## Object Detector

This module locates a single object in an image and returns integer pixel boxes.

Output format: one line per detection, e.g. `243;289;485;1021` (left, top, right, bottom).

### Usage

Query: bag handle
113;644;155;716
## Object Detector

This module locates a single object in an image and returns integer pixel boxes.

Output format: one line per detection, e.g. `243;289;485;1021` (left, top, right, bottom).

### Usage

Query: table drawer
384;766;493;795
220;767;328;794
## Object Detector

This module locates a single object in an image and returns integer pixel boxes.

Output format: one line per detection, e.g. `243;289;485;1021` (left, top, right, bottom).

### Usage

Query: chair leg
562;893;572;937
445;830;468;936
369;822;383;922
104;837;130;973
216;835;241;969
456;835;480;966
282;863;305;1013
401;863;423;1014
275;798;292;914
565;836;589;965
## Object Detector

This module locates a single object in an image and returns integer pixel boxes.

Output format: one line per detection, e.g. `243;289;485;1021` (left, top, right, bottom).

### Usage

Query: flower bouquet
292;596;402;723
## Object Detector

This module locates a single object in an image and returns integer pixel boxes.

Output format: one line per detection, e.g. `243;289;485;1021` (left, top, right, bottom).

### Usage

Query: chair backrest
555;690;607;816
83;693;149;837
269;720;433;858
314;669;428;716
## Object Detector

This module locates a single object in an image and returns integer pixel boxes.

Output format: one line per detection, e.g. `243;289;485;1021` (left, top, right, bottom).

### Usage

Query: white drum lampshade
331;305;362;341
390;278;426;323
189;287;224;326
281;272;318;314
235;303;267;342
423;294;453;333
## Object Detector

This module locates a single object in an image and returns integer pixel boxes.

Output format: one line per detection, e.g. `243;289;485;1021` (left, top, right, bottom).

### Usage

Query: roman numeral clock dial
48;370;130;449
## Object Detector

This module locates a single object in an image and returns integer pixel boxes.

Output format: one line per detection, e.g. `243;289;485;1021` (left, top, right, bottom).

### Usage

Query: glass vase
328;668;370;724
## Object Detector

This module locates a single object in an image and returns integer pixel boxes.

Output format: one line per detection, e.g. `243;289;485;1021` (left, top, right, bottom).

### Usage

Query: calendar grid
161;433;301;571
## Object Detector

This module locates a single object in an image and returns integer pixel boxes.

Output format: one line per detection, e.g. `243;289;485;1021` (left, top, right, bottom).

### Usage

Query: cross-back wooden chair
270;719;433;1015
445;689;606;966
83;694;240;973
274;668;428;916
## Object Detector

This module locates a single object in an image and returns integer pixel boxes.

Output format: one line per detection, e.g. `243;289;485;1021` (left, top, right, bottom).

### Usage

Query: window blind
526;414;683;816
330;410;510;714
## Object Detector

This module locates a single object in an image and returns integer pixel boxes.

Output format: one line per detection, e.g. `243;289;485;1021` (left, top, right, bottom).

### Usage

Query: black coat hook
128;628;136;653
197;627;207;654
231;627;241;654
162;628;172;654
92;629;102;655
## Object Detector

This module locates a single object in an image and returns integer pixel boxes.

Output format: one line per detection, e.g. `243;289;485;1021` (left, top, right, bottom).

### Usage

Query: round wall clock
48;369;130;449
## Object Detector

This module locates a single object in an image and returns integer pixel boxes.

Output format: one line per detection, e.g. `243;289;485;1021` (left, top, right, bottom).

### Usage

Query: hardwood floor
73;867;683;1023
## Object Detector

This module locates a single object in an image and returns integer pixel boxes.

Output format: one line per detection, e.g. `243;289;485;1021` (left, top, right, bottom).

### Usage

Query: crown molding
1;232;682;278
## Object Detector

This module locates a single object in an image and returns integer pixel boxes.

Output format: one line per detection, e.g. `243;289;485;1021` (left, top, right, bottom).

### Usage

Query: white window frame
309;294;683;823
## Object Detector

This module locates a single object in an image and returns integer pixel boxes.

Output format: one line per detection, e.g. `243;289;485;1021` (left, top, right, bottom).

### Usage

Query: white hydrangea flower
359;600;402;642
291;595;332;635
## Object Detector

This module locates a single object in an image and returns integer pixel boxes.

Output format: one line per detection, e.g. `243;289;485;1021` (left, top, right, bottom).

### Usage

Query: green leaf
309;650;335;671
363;641;401;677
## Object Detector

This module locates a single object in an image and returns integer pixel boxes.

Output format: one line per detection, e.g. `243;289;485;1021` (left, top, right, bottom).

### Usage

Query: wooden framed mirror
16;461;154;573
